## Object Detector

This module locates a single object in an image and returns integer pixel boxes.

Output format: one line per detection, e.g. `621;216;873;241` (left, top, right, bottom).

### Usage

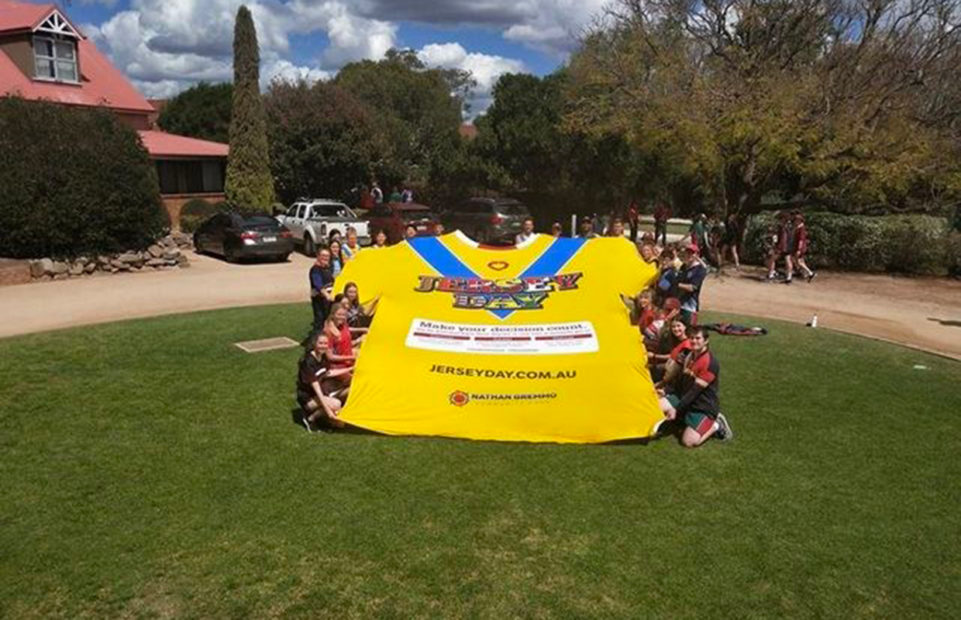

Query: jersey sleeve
334;244;393;304
613;239;658;295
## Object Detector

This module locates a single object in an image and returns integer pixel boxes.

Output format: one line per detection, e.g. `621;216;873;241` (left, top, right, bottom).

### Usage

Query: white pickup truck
276;199;370;255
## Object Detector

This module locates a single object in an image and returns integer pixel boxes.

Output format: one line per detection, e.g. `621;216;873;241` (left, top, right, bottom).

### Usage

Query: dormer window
32;10;81;83
34;36;78;82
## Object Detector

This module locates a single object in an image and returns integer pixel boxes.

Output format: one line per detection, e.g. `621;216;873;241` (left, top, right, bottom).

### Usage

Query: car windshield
496;203;529;216
243;216;281;229
403;210;435;221
311;204;349;218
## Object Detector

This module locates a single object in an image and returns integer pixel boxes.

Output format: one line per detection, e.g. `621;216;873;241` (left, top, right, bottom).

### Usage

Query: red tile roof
0;0;55;34
138;130;229;158
0;1;154;113
459;122;478;140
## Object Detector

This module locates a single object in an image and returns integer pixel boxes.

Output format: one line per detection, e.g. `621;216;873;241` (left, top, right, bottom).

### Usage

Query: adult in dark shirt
658;327;732;447
309;248;335;333
677;245;708;325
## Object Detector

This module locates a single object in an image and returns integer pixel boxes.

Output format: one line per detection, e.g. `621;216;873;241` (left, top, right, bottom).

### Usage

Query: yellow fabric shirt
334;231;660;443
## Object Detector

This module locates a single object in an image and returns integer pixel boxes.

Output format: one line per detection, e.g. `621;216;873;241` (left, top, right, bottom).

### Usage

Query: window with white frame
33;11;81;83
34;36;78;82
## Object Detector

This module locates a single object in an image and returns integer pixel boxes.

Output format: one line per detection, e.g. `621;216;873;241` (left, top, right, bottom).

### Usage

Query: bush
179;198;227;233
0;97;166;258
743;211;951;275
947;232;961;277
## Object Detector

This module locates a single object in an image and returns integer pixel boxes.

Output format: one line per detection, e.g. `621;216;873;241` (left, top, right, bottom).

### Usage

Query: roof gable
34;9;81;38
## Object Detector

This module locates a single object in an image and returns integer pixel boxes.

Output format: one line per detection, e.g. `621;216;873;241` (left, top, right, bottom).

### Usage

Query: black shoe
807;271;817;283
784;277;793;285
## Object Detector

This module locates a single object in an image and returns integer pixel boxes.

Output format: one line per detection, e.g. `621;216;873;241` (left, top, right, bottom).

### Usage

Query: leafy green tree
265;80;392;204
157;82;232;143
0;97;165;258
334;50;467;192
566;0;961;220
224;5;275;212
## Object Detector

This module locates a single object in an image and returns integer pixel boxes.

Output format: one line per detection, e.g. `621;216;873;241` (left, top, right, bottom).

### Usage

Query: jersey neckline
451;229;539;251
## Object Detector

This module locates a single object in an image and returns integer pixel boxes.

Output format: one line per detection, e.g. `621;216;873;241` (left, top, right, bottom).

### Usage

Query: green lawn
1;305;959;618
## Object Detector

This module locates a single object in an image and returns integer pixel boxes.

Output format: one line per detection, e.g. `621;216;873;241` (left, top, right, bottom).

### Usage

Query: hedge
0;97;166;259
743;211;954;275
179;198;228;233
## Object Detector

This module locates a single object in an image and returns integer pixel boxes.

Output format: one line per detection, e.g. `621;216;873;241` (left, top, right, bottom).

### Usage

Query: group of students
628;237;733;447
298;277;376;431
296;216;733;446
764;210;817;284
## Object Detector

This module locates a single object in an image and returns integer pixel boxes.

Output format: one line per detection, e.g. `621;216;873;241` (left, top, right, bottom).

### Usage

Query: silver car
276;199;370;255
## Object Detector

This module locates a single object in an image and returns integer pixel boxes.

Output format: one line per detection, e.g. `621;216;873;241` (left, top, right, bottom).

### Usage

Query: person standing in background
627;200;640;242
654;202;671;246
308;248;335;335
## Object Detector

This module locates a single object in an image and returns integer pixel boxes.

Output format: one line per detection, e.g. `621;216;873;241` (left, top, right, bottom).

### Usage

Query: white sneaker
715;413;733;441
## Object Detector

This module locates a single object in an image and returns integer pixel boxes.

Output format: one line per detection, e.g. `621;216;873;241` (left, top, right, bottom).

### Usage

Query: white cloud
417;42;525;115
263;58;331;85
86;0;397;99
356;0;607;56
501;0;608;56
82;0;579;110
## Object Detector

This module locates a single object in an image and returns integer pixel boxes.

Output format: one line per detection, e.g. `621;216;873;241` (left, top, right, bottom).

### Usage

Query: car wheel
277;253;290;263
304;235;315;257
193;234;203;255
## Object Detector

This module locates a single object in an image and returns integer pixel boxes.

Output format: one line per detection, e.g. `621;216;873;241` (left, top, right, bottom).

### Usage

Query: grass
1;305;960;618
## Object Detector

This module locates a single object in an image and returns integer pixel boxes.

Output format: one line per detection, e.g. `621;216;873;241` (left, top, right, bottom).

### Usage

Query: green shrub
0;97;166;258
947;232;961;277
744;211;951;275
179;198;227;233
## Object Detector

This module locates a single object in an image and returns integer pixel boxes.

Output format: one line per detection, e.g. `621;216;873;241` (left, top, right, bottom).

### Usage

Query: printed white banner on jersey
405;319;599;355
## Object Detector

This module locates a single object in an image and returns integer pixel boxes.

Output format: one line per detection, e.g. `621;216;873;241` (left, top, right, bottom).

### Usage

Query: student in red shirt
648;318;688;383
323;306;364;370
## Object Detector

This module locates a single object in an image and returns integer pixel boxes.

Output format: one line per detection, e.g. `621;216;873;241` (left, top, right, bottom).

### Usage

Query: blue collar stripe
407;236;475;278
519;237;587;279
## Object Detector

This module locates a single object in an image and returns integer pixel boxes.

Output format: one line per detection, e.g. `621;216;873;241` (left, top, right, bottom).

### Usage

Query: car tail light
240;231;258;240
490;214;503;225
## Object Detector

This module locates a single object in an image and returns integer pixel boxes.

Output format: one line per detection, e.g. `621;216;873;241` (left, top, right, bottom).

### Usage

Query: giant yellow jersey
334;231;660;443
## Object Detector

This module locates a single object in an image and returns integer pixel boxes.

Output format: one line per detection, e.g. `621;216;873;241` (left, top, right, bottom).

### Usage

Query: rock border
27;233;192;281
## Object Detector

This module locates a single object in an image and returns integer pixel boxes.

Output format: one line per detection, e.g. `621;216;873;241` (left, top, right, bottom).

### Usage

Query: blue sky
65;0;604;115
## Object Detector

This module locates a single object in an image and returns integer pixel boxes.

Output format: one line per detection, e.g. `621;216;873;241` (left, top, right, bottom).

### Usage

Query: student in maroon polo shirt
658;326;733;447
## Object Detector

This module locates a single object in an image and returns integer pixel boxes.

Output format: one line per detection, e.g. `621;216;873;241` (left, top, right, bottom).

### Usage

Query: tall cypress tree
224;5;275;211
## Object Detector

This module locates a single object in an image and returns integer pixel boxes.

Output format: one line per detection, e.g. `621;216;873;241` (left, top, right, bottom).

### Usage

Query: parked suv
441;197;530;244
276;199;370;255
366;202;439;244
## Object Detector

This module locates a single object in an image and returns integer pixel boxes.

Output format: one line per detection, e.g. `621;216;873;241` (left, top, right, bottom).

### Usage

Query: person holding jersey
658;327;733;447
297;333;352;431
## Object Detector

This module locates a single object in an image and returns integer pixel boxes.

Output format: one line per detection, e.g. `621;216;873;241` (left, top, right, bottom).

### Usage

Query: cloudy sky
67;0;608;116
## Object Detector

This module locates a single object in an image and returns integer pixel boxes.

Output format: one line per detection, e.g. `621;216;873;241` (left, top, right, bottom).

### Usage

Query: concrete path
2;250;960;360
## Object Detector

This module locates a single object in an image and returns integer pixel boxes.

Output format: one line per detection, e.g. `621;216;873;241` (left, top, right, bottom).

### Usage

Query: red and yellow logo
449;390;470;407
